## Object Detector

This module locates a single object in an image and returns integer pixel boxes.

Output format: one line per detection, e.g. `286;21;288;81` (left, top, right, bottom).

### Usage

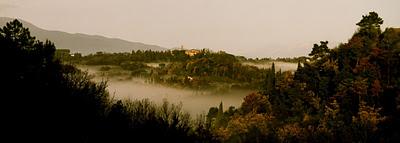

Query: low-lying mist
242;61;298;71
79;65;252;116
104;78;251;116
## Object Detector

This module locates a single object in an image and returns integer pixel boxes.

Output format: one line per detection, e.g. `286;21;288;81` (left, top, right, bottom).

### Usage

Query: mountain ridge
0;17;167;54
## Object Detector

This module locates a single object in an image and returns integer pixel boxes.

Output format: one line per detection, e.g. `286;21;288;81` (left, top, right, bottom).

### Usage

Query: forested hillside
64;49;269;90
204;12;400;142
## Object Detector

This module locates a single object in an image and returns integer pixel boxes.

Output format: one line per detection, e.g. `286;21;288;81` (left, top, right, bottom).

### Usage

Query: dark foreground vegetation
0;19;214;142
1;12;400;142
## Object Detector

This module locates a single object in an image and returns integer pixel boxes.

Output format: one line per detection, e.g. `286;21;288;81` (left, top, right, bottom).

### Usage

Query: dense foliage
205;12;400;142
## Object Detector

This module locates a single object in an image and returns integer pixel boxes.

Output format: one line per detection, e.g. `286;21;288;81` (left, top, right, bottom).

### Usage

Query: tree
241;93;272;114
309;41;329;61
262;63;276;95
356;12;383;31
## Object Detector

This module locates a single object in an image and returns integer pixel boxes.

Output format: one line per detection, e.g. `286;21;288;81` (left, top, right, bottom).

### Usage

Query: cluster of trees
70;49;199;65
275;57;308;63
204;12;400;142
1;20;215;142
151;51;266;90
238;56;307;63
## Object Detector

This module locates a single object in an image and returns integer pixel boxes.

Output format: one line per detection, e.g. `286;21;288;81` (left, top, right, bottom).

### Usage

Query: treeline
275;56;308;63
203;12;400;142
67;49;212;65
1;20;215;142
241;56;308;63
80;50;190;65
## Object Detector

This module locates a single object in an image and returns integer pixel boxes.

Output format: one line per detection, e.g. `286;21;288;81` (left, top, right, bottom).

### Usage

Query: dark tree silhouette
0;19;213;143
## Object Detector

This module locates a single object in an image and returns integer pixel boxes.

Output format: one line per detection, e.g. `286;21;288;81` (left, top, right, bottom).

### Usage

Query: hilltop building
185;49;201;56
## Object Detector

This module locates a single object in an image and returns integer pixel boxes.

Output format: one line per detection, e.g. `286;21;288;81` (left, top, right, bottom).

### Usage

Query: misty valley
2;11;400;143
78;62;295;116
69;50;298;115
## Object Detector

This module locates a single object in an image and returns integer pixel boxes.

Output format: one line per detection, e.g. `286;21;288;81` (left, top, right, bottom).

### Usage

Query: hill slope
0;17;166;54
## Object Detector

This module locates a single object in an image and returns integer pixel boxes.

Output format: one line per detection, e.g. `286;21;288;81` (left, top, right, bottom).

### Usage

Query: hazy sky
1;0;399;58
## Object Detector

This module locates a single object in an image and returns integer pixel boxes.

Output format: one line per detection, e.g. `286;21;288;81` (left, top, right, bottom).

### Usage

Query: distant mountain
0;17;166;54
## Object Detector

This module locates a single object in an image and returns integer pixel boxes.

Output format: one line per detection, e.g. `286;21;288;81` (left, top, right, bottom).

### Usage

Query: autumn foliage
206;12;400;142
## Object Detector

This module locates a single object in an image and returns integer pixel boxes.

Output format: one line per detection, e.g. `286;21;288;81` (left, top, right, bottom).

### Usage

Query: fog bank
105;78;251;116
